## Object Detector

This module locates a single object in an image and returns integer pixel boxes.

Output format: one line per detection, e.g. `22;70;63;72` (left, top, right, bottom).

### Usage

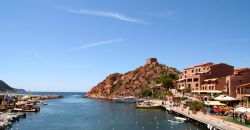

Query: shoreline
0;93;64;129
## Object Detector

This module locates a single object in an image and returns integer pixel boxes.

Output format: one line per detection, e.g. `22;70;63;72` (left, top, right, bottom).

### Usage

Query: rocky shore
0;94;64;129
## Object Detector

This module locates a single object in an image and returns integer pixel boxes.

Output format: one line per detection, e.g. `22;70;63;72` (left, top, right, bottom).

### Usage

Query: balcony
201;84;216;90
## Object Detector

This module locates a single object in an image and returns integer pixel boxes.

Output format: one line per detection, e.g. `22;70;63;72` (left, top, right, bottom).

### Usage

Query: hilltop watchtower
146;58;158;65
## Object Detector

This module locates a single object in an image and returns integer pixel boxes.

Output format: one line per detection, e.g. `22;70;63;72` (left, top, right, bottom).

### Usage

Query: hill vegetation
86;59;179;99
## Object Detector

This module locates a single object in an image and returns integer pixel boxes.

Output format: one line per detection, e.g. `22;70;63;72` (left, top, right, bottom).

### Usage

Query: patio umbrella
234;107;250;113
214;95;237;101
204;101;226;106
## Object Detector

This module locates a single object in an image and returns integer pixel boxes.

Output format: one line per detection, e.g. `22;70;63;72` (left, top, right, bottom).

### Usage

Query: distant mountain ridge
0;80;25;92
86;58;179;99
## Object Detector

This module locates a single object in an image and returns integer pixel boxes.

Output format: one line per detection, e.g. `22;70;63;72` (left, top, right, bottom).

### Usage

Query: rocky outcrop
86;58;179;99
0;80;15;92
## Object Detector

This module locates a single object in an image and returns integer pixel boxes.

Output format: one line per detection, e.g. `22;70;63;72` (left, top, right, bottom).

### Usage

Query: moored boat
13;104;40;112
112;96;136;103
136;101;163;109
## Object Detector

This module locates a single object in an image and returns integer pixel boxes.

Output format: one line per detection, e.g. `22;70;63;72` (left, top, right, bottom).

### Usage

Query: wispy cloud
64;38;124;53
60;6;149;24
41;1;149;24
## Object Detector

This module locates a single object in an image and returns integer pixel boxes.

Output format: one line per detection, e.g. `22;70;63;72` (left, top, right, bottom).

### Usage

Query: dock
163;106;250;130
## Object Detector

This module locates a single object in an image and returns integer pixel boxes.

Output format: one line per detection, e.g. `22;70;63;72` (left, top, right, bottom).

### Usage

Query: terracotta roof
184;62;214;70
237;83;250;88
234;68;250;73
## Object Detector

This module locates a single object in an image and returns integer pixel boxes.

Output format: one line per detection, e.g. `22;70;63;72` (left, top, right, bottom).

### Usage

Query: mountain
0;80;15;92
0;80;26;92
86;58;179;99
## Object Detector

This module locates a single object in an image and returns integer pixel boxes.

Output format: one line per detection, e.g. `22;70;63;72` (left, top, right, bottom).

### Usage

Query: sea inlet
10;92;207;130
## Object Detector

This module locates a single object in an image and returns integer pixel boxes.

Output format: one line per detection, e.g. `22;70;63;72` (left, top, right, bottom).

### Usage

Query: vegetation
152;90;166;99
140;87;153;97
189;101;204;111
140;87;173;99
173;97;187;102
224;117;250;128
155;73;178;89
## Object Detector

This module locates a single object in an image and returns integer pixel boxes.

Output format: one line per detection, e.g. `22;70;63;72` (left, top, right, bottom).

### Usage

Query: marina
10;92;207;130
0;93;63;129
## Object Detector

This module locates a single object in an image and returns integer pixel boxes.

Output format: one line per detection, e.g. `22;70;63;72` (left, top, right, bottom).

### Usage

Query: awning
214;95;237;101
180;87;185;90
204;101;226;106
204;78;218;82
177;79;186;82
191;90;222;93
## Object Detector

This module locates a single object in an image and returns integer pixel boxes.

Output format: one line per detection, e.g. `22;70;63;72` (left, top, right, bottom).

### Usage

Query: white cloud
64;38;124;53
61;7;149;24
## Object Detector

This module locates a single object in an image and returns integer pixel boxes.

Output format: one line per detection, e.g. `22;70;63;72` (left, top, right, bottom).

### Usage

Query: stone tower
146;58;158;65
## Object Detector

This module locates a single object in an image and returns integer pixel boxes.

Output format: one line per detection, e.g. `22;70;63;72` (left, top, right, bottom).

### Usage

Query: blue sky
0;0;249;92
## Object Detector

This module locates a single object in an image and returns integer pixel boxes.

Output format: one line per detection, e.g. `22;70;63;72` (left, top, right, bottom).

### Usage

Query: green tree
189;101;204;111
155;75;174;89
153;90;166;99
140;87;153;97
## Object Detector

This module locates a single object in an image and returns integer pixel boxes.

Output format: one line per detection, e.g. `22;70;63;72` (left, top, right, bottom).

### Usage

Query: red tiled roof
234;68;250;73
184;62;214;70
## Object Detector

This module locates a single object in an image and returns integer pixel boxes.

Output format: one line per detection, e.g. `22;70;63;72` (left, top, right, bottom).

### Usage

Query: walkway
166;106;250;130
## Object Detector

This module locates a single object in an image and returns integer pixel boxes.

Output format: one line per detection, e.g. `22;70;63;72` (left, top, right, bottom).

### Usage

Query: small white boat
168;119;183;124
113;96;136;103
174;117;186;122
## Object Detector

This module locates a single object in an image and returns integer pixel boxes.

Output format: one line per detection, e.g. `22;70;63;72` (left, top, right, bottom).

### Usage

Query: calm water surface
9;92;207;130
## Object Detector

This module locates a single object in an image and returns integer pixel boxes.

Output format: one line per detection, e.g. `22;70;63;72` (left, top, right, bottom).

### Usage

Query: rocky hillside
0;80;15;92
86;58;179;99
0;80;26;92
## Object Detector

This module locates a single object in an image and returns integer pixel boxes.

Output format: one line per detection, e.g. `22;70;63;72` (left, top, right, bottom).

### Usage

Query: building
226;68;250;98
146;58;158;65
177;62;234;92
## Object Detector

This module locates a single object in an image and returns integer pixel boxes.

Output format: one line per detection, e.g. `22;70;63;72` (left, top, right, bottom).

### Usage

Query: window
212;86;214;90
188;84;191;88
187;79;192;82
192;70;194;73
209;86;211;89
185;71;187;74
194;78;199;82
196;83;199;87
199;68;201;72
180;76;182;79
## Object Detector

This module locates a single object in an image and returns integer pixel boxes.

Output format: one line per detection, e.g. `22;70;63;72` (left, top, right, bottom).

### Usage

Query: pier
163;106;249;130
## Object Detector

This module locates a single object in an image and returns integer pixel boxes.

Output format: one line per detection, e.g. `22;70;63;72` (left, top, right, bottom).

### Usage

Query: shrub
189;101;204;111
153;90;166;99
140;87;153;97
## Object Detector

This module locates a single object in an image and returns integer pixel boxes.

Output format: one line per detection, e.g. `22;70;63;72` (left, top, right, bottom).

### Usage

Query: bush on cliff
155;73;178;89
152;90;166;99
140;87;153;97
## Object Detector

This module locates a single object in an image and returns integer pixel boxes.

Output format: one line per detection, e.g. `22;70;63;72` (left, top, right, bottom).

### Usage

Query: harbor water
9;92;207;130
